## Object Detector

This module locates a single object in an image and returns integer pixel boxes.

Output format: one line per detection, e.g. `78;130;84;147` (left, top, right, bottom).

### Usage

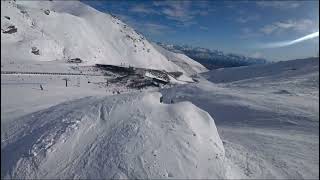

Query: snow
1;0;318;179
1;92;225;179
202;57;318;84
1;55;318;179
1;0;199;74
161;57;319;179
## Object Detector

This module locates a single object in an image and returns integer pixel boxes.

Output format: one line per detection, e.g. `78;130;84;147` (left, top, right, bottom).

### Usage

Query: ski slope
161;57;319;179
1;54;318;179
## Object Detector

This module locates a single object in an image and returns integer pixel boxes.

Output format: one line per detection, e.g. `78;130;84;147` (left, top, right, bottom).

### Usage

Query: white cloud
200;26;209;31
152;0;210;26
130;5;159;14
239;27;261;39
157;1;194;22
236;14;260;23
260;19;318;35
260;24;278;34
256;1;301;9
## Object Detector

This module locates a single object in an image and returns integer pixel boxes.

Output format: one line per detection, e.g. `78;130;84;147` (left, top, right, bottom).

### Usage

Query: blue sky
82;0;319;61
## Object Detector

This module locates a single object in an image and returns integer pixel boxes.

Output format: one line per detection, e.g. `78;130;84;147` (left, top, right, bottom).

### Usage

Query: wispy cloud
154;1;193;22
152;0;211;26
256;1;301;9
200;26;209;31
236;14;260;23
238;27;261;39
110;1;213;28
260;19;317;35
129;4;159;15
260;24;278;35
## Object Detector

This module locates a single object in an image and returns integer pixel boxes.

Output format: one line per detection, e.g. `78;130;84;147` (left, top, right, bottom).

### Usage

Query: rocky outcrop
31;47;40;55
2;25;17;34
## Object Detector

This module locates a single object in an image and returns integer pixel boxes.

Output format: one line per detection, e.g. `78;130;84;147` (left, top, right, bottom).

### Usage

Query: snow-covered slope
152;43;208;76
1;92;226;179
202;57;319;84
1;0;187;73
161;57;319;179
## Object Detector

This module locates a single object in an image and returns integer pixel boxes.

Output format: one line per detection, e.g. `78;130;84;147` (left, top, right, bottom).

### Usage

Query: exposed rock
31;47;40;55
67;58;83;63
168;71;183;78
44;9;50;15
2;25;17;34
20;10;28;14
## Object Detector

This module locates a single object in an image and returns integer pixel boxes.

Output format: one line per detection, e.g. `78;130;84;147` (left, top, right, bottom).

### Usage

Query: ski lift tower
62;77;70;87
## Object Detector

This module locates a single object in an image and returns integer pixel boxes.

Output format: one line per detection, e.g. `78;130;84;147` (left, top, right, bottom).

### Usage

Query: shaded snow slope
152;42;208;76
161;57;319;179
1;0;185;72
1;92;226;179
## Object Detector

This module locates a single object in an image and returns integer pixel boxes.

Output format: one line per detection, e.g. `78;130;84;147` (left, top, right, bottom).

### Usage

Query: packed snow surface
1;92;225;179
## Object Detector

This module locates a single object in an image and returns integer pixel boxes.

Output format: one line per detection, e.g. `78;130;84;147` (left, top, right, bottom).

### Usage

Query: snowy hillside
1;92;226;179
1;0;190;73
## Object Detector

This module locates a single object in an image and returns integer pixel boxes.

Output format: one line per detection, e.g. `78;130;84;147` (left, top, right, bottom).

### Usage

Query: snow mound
1;92;225;179
1;0;184;72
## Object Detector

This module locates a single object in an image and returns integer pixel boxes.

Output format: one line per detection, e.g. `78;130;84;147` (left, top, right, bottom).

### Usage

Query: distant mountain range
157;42;268;69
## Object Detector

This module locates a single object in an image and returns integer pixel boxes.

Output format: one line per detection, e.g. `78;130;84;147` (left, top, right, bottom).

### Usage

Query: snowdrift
1;92;225;179
1;0;190;73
